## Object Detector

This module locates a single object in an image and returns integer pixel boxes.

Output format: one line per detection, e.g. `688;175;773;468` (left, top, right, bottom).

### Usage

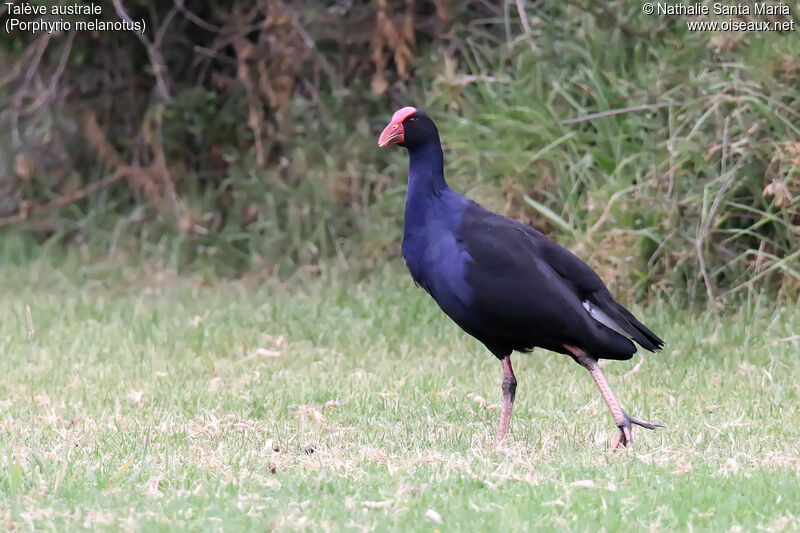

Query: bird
378;106;664;449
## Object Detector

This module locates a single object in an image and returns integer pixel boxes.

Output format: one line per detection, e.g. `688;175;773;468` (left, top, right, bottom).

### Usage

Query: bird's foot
611;412;663;451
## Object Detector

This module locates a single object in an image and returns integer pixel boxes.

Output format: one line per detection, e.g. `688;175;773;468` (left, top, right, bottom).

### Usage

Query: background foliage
1;0;798;302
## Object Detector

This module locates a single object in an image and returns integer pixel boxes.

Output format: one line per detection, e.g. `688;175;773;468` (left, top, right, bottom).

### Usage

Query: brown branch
174;0;219;33
21;32;75;117
154;3;180;49
112;0;170;99
82;111;126;169
561;102;675;125
8;34;53;146
0;34;48;88
0;169;129;229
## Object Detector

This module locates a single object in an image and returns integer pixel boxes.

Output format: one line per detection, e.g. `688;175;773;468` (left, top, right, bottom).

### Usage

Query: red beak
378;106;417;147
378;122;404;147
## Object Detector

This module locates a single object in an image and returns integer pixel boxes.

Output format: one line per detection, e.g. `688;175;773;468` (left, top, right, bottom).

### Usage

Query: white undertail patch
582;300;632;339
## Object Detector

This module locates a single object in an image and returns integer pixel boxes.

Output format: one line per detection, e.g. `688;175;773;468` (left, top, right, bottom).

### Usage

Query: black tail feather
615;303;664;352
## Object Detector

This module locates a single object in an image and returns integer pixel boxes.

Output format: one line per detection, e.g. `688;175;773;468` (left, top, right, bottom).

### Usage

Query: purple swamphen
378;107;664;449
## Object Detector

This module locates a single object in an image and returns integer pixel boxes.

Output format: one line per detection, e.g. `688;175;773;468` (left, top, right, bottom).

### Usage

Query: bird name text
3;2;146;35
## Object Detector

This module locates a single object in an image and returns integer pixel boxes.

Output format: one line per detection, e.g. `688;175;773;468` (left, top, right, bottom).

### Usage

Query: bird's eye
407;117;417;123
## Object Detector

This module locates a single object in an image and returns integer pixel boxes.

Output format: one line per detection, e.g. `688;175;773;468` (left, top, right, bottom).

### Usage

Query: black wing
525;221;664;352
455;202;663;359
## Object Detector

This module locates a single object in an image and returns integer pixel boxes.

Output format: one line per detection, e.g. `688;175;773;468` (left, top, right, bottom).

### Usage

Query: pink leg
496;355;517;440
564;345;661;450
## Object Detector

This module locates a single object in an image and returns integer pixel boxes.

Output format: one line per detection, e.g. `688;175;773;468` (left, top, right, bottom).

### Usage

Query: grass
1;255;799;531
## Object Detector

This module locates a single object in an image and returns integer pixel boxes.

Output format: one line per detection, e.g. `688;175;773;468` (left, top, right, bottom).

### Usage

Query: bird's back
408;199;663;360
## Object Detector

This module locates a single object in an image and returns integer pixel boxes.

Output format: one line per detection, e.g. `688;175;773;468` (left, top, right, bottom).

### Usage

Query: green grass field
1;256;799;531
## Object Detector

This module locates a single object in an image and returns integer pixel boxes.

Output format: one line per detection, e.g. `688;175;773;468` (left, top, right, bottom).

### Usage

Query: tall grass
1;2;798;300
417;3;800;303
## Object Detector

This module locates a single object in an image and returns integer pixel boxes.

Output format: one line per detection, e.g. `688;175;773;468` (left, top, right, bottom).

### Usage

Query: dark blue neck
403;138;452;240
406;139;447;204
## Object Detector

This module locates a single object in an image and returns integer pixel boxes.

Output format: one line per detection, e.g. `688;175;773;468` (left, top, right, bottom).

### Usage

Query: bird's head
378;107;438;149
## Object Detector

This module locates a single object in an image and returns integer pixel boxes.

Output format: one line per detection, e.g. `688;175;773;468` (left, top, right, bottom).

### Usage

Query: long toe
611;425;631;450
611;412;661;451
611;430;625;450
628;415;664;430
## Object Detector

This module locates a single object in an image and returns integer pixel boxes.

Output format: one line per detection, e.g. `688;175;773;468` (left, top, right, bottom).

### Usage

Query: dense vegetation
1;1;798;301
